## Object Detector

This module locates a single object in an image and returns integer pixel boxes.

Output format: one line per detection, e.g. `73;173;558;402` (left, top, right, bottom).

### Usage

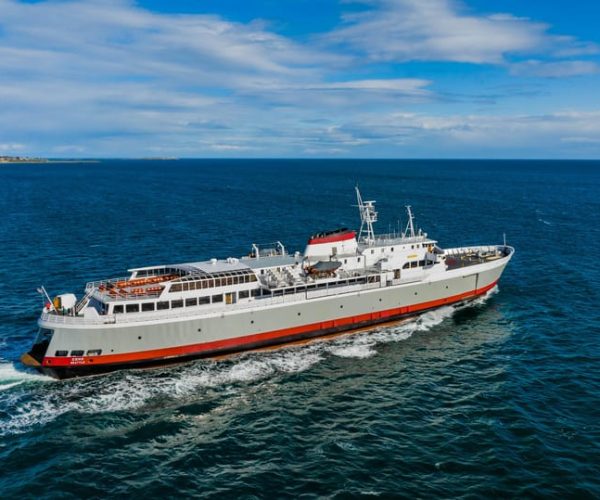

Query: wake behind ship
22;188;514;379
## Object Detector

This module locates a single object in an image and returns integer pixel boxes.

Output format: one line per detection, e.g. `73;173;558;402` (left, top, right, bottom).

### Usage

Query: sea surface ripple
0;160;598;498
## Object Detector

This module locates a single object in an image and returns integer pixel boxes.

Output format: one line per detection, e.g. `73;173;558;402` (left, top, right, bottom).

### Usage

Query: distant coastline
0;156;98;164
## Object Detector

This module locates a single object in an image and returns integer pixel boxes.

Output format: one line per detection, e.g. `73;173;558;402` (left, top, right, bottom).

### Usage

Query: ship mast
355;186;378;244
404;205;416;238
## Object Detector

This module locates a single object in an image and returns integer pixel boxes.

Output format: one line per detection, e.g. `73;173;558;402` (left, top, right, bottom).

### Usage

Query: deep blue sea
0;159;599;498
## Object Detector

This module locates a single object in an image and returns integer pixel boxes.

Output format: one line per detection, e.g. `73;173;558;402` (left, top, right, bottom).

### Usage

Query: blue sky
1;0;600;158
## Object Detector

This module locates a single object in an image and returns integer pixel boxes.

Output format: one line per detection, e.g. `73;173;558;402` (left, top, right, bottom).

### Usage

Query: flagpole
37;286;55;311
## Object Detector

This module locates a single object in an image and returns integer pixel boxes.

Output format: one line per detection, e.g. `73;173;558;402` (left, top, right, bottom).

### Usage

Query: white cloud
510;60;600;78
326;0;598;64
0;0;599;157
0;143;25;152
209;144;257;151
561;136;600;145
0;0;436;156
330;110;600;157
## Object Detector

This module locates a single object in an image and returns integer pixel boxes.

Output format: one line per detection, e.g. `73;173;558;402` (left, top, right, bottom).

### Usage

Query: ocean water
0;159;599;498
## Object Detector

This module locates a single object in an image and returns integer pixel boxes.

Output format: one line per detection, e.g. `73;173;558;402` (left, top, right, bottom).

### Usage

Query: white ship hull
32;253;510;379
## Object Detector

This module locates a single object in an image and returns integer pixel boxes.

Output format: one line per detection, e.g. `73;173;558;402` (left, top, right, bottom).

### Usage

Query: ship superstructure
23;189;514;378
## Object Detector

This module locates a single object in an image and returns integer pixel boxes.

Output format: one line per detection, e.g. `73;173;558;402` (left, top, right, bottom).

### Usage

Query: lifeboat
306;260;342;277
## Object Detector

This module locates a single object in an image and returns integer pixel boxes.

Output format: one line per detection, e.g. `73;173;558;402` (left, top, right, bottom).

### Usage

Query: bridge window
55;350;68;356
171;284;182;292
70;350;84;356
87;349;102;356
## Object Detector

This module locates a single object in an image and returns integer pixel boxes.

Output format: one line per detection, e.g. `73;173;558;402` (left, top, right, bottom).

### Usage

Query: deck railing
85;276;131;291
443;245;501;256
85;276;166;302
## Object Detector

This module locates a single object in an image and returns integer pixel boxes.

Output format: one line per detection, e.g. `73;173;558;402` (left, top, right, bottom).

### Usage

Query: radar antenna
354;186;378;244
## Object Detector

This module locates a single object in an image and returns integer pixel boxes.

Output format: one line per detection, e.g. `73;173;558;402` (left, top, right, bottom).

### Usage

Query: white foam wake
0;362;53;391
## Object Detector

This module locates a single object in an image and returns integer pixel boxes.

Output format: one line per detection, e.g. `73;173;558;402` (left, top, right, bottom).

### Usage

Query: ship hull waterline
24;280;498;380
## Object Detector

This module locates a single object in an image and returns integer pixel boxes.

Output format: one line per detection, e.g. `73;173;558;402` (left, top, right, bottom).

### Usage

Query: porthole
138;336;142;340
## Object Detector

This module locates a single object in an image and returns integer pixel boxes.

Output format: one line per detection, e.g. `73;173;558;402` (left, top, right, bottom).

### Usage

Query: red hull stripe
307;231;356;245
43;280;498;368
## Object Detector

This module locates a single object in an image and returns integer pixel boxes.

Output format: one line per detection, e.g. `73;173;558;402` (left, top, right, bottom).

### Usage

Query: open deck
444;245;509;271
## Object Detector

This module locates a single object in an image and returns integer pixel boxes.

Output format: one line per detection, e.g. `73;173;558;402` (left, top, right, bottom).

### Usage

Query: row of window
112;290;254;314
370;243;430;255
135;267;183;278
170;273;257;293
55;349;102;357
402;259;434;269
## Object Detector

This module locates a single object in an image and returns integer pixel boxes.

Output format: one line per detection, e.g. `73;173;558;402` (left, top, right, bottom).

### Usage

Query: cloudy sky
1;0;600;158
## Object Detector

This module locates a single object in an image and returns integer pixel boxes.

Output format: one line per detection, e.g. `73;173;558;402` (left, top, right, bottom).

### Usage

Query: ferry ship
22;189;514;379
